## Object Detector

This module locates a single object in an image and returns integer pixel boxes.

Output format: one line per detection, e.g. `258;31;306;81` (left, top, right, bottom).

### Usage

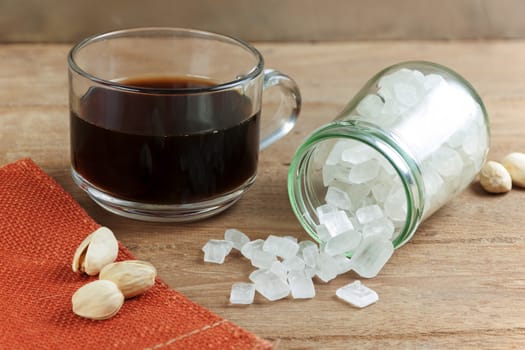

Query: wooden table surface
2;41;525;349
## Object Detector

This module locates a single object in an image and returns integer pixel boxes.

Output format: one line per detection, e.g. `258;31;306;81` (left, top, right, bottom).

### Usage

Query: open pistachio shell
72;227;119;276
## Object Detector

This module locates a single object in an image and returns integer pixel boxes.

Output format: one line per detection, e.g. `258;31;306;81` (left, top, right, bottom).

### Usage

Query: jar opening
287;121;424;251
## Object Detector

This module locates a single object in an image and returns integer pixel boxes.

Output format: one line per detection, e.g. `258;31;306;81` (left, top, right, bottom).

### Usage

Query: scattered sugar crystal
252;270;290;301
263;235;299;260
224;228;250;251
325;186;352;210
299;241;319;267
348;159;380;184
349;216;363;234
324;231;362;256
249;268;266;283
350;236;394;278
240;239;264;260
208;230;390;306
319;241;327;254
288;271;316;299
298;239;317;251
315;253;339;283
207;229;392;306
230;282;256;305
282;255;306;272
270;261;288;281
333;254;353;274
336;281;378;308
319;210;354;237
362;217;395;240
304;266;317;279
202;240;234;264
356;204;384;224
250;249;276;269
284;236;298;243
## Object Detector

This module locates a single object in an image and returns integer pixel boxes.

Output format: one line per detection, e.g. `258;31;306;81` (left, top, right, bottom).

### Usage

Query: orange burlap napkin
0;159;271;350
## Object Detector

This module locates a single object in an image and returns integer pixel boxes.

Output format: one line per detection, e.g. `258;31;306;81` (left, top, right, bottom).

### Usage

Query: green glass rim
287;120;425;249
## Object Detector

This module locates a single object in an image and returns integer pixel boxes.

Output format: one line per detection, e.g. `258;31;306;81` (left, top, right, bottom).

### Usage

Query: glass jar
288;61;489;250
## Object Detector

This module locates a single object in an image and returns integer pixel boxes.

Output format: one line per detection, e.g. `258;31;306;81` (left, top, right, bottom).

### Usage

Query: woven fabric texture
0;159;272;350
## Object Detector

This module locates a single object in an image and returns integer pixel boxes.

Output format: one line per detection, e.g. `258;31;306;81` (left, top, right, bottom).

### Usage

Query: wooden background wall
1;0;524;43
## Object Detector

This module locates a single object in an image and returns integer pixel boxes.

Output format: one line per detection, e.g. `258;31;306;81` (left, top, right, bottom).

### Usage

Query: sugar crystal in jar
287;61;489;272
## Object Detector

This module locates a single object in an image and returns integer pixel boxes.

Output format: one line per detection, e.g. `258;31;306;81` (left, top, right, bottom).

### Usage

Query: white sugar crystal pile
288;270;316;299
202;229;381;308
263;235;299;260
240;239;264;260
225;228;250;250
251;269;290;301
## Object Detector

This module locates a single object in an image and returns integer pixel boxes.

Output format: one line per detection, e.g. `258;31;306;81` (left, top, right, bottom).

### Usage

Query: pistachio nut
99;260;157;298
71;279;124;320
479;161;512;194
72;227;119;276
501;152;525;188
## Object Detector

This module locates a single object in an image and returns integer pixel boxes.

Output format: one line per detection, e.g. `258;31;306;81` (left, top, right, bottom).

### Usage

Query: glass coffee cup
68;27;301;222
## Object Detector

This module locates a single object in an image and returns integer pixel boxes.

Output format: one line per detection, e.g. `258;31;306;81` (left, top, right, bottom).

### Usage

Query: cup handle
259;68;301;150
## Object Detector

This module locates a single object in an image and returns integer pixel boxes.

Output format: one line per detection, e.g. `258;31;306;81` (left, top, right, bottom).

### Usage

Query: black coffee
70;76;260;204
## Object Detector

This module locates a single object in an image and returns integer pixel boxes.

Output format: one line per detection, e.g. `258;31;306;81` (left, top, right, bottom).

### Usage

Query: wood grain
1;41;525;349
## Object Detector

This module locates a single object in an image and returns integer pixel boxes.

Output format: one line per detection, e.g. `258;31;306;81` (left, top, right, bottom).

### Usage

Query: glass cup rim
67;27;265;94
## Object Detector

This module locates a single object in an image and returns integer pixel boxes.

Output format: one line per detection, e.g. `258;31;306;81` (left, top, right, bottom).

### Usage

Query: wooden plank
1;41;525;348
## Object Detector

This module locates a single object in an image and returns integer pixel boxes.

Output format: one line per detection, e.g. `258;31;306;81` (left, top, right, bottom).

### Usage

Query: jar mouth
287;120;424;249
